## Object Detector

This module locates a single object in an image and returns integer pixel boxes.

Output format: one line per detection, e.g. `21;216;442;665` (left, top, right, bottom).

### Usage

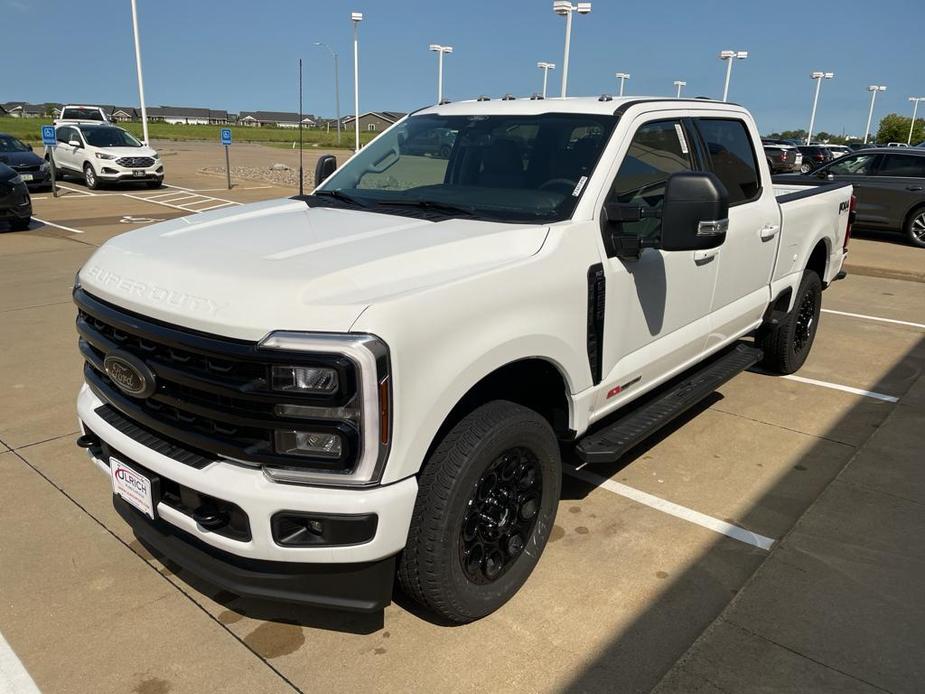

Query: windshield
316;112;618;223
0;135;30;153
82;128;142;148
63;108;104;121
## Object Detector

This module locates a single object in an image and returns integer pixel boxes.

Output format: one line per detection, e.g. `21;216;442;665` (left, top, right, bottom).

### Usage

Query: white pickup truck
74;97;853;623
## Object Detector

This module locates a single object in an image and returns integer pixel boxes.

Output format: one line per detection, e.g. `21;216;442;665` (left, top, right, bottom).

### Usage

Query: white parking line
32;216;84;234
564;464;776;550
188;202;235;212
782;374;899;403
0;630;40;694
822;308;925;331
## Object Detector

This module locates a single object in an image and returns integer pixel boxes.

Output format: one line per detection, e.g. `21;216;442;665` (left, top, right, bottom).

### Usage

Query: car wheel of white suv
83;163;100;190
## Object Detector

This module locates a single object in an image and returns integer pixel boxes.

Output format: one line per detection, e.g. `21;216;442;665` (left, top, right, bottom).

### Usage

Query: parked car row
786;147;925;247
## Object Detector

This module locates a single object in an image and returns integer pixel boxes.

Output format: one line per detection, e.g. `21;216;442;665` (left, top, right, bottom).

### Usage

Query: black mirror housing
314;155;337;186
660;171;729;252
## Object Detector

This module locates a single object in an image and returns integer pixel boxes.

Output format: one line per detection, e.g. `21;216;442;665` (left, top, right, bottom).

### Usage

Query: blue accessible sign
41;125;56;147
220;128;232;146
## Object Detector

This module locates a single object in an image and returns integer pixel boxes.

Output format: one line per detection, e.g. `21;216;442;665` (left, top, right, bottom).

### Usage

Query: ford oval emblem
103;352;156;398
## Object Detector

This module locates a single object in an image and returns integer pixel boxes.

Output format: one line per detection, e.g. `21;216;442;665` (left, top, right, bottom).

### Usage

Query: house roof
237;111;315;124
342;111;407;124
148;106;228;119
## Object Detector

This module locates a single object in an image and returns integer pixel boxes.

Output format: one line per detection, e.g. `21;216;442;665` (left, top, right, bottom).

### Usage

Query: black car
0;133;51;190
796;145;834;173
0;162;32;231
796;148;925;247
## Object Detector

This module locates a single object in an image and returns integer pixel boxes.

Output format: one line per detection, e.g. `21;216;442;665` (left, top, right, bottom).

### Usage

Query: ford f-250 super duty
74;97;854;623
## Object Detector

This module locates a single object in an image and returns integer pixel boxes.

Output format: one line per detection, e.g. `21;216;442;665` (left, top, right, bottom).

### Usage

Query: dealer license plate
20;174;33;181
132;170;146;177
110;457;155;518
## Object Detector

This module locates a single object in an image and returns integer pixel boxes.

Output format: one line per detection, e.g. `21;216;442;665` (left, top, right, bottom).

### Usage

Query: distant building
147;106;229;125
108;106;139;122
237;111;317;128
342;111;406;133
3;102;58;118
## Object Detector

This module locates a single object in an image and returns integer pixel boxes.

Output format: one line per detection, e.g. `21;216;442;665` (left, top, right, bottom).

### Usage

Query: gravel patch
201;166;312;189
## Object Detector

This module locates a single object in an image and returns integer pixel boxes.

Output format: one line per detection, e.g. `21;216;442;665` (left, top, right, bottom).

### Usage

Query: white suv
52;124;163;189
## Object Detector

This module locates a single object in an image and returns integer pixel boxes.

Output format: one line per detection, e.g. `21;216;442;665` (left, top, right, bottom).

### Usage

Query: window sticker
674;123;689;154
572;175;589;197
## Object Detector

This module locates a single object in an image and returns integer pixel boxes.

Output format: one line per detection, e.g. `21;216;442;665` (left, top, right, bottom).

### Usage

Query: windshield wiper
313;189;373;208
376;199;474;217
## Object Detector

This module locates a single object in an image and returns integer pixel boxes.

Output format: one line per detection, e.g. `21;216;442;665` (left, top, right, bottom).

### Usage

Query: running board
576;344;763;464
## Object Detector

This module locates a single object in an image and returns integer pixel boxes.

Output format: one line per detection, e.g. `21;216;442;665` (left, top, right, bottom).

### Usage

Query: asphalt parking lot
1;143;924;693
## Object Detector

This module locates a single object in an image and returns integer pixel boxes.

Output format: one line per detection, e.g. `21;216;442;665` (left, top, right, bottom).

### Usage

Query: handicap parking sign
220;128;232;145
41;125;56;147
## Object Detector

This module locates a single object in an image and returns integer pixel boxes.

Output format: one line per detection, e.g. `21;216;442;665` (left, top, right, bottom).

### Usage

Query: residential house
342;111;406;133
147;106;229;125
108;106;139;122
237;111;316;128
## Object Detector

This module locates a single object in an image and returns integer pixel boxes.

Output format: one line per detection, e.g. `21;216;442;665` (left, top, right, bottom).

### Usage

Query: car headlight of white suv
94;152;117;160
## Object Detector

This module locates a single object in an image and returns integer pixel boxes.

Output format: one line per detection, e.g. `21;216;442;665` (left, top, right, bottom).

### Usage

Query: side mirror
314;155;337;186
660;171;729;252
68;139;82;148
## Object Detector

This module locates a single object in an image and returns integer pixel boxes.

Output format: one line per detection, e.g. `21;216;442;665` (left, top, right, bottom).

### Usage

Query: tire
9;217;31;231
398;400;561;623
904;206;925;248
800;163;812;174
758;270;823;375
146;179;164;189
83;163;99;190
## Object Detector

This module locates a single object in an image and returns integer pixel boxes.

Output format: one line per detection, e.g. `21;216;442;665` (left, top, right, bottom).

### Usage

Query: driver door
593;117;720;418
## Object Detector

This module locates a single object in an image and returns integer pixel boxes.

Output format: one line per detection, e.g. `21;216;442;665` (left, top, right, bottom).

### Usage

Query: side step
576;344;763;464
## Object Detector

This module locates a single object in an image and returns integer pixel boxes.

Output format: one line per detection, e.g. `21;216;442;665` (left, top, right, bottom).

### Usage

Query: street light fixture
129;0;149;145
537;62;556;99
553;1;591;98
719;49;748;102
908;97;925;145
429;44;454;103
615;72;630;97
673;80;687;98
806;71;834;145
314;42;341;144
864;85;887;144
351;12;363;152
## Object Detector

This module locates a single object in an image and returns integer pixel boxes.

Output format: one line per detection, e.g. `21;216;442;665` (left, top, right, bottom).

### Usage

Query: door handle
906;185;923;192
693;248;719;262
759;224;780;241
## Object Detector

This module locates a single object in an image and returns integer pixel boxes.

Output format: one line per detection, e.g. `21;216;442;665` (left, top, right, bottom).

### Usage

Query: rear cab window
695;118;761;205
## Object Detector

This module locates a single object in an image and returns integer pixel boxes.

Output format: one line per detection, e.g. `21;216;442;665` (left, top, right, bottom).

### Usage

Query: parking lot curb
844;262;925;284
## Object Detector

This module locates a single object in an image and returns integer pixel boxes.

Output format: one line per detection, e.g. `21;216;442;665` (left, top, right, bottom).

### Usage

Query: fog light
271;365;339;394
274;430;343;458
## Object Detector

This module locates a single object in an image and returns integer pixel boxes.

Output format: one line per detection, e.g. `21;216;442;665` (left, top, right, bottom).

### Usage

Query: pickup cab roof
413;96;748;118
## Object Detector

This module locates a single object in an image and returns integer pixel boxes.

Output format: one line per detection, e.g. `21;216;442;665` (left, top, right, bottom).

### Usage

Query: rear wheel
758;270;823;375
905;206;925;248
83;163;99;190
800;162;812;174
398;400;561;623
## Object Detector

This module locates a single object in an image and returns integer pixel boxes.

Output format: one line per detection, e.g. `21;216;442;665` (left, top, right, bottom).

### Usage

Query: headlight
40;161;50;172
10;175;23;185
95;152;116;160
258;332;391;486
151;151;159;159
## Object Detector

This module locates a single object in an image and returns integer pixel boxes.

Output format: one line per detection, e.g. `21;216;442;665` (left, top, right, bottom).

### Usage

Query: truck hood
79;198;549;340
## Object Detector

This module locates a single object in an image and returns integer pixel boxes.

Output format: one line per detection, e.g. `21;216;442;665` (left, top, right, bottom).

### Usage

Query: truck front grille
75;288;360;472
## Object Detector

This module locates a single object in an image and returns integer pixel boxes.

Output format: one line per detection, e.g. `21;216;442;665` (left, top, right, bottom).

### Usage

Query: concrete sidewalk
653;361;925;693
845;235;925;284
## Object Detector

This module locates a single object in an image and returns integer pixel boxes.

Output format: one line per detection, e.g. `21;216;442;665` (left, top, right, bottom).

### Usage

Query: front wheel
758;270;822;375
398;400;561;623
905;206;925;248
146;178;164;189
10;217;31;231
83;163;100;190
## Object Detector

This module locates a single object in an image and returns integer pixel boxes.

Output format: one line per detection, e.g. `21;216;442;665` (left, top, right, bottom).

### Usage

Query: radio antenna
298;57;304;197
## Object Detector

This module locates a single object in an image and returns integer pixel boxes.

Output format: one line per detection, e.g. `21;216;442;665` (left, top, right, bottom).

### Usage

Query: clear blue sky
4;0;922;136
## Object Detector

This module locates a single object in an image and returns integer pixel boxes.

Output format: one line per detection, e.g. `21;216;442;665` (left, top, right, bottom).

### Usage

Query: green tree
876;113;925;145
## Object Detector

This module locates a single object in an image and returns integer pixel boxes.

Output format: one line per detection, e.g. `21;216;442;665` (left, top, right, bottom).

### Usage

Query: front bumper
77;384;416;608
97;164;164;182
0;187;31;220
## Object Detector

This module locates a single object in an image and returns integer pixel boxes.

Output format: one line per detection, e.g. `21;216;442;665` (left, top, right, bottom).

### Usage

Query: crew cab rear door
693;117;780;346
592;114;719;416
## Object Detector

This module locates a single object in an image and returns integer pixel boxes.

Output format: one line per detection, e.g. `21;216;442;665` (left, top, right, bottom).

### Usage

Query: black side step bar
576;344;763;464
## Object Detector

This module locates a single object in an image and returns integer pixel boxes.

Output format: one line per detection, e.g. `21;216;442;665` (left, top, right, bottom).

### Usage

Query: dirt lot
1;142;923;693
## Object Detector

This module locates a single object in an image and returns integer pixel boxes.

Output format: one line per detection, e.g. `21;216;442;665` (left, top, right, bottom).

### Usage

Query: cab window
607;119;693;238
696;118;760;205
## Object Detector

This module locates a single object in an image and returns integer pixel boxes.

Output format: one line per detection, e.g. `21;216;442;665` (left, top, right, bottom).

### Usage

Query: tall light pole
129;0;149;145
908;97;925;145
351;12;363;152
806;71;834;145
615;72;630;97
429;44;453;103
553;1;591;98
864;85;886;144
537;62;556;98
719;49;748;102
673;80;687;98
314;42;341;144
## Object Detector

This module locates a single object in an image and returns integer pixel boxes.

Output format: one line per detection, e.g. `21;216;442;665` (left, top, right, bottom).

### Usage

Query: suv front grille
75;289;360;471
116;156;155;168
